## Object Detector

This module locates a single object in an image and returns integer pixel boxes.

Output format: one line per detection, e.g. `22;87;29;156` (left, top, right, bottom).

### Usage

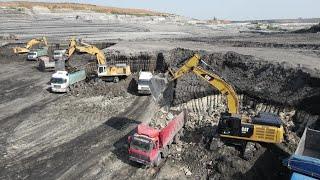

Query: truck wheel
113;77;119;83
154;154;161;167
174;133;181;144
179;128;184;136
161;146;169;158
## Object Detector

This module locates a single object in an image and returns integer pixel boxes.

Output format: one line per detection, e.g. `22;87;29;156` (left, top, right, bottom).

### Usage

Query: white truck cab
51;71;69;92
53;49;67;60
138;71;153;94
27;51;38;60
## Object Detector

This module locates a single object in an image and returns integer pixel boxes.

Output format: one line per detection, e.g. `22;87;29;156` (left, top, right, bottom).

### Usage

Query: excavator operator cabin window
99;67;104;73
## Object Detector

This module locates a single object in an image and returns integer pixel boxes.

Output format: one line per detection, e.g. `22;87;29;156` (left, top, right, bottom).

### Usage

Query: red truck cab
128;111;185;167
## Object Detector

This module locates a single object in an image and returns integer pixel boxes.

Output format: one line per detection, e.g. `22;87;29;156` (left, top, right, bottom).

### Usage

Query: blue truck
284;128;320;180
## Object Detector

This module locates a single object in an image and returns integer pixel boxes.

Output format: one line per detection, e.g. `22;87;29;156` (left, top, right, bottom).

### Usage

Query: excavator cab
218;113;254;138
97;64;131;82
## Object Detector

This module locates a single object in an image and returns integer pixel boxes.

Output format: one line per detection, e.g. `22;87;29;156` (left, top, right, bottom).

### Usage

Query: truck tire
174;133;181;144
161;146;169;158
179;128;184;136
113;77;119;83
154;154;161;167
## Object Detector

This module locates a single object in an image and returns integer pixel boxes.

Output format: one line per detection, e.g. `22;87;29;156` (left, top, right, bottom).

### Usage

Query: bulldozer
149;53;284;157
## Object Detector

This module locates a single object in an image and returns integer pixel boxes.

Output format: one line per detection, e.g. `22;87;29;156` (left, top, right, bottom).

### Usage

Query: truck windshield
28;52;36;56
138;80;150;86
51;78;66;84
54;52;61;56
130;137;153;152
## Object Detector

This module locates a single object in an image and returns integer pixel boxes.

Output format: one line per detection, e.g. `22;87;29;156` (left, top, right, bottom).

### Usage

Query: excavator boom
150;53;239;114
191;66;239;114
13;37;48;54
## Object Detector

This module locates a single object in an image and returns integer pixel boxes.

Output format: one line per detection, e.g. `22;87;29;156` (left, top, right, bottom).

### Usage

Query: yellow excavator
150;53;284;146
66;38;131;82
13;37;48;54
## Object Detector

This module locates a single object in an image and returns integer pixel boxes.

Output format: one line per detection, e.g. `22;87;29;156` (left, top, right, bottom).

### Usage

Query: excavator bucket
149;74;174;107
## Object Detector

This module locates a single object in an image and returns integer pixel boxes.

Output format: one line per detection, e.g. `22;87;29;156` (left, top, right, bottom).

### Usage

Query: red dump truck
128;111;186;166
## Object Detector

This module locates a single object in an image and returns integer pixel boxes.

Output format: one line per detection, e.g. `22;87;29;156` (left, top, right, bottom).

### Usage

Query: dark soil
294;23;320;33
164;48;320;114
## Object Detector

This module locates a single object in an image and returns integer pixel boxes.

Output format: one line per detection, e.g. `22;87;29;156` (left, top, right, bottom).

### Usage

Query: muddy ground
0;9;320;179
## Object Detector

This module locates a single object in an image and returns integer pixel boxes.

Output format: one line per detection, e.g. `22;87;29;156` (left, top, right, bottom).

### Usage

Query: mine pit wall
105;51;158;72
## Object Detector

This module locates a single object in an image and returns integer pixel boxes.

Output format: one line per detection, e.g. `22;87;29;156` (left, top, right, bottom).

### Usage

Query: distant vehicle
67;38;131;82
38;56;55;72
27;47;49;61
137;71;152;94
128;111;186;167
284;128;320;180
51;70;86;93
53;49;67;61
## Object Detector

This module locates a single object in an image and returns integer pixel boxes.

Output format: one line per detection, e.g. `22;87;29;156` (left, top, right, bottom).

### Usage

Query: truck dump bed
286;128;320;179
296;128;320;159
69;70;86;85
159;111;184;147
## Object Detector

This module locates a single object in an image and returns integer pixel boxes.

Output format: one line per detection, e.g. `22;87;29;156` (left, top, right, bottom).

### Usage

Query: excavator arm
13;37;48;54
76;45;106;65
65;38;106;65
65;37;77;59
26;37;48;49
191;66;239;114
154;53;240;114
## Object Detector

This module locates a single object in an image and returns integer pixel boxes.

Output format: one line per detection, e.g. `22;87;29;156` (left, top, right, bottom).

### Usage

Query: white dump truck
38;56;55;72
137;71;153;94
51;70;86;93
38;49;67;71
27;47;49;61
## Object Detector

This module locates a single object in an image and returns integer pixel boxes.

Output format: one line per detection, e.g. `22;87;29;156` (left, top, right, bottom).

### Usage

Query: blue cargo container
69;70;86;85
284;128;320;179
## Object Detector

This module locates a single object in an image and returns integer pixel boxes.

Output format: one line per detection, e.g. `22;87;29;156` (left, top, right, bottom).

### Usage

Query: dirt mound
0;44;27;63
69;74;138;97
294;23;320;33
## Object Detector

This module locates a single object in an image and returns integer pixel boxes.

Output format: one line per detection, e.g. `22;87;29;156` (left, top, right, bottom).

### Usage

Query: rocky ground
0;3;320;180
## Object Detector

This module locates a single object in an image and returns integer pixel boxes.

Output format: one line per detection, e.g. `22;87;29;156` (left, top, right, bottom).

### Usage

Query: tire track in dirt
0;96;154;180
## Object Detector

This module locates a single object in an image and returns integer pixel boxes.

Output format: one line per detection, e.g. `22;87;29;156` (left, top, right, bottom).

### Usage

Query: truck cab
137;71;153;94
128;124;160;166
27;51;38;60
27;47;49;61
51;71;69;92
128;111;185;167
53;49;67;61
